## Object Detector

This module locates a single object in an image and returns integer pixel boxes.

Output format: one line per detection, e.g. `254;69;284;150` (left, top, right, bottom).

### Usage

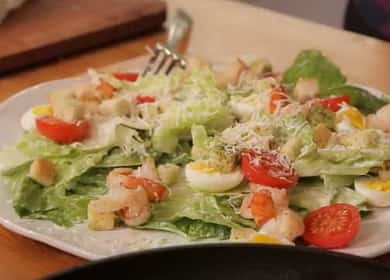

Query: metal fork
142;9;193;76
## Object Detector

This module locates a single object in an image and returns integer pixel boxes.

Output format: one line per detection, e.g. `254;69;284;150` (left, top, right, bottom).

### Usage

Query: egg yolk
190;161;218;173
365;180;390;192
340;107;365;129
251;234;282;245
32;105;53;116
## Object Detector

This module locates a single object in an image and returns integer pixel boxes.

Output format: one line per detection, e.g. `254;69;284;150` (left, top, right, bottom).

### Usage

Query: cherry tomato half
36;116;90;144
303;203;361;249
136;95;156;105
113;72;139;82
241;150;298;189
320;95;350;112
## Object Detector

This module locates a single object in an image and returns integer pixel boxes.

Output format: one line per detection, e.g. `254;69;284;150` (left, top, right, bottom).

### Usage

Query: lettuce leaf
1;147;109;226
282;49;346;93
152;99;233;153
282;50;388;114
142;172;254;238
16;131;76;158
295;144;390;177
140;218;230;240
96;148;141;168
289;176;367;213
274;113;316;158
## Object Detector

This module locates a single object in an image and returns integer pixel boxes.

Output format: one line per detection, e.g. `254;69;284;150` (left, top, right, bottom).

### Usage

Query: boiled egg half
336;105;366;132
355;177;390;207
185;160;243;192
20;105;53;131
251;233;294;246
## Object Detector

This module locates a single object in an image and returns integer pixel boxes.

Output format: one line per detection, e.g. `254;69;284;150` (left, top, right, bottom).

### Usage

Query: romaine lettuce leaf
143;172;254;238
274;113;316;158
282;50;388;114
123;70;185;96
152;99;233;153
282;49;346;93
295;144;390;177
289;176;367;213
17;131;76;158
96;148;141;168
140;218;230;240
326;85;388;115
1;147;109;226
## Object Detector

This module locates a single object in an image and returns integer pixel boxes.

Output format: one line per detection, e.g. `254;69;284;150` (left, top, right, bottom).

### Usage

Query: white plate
0;76;389;259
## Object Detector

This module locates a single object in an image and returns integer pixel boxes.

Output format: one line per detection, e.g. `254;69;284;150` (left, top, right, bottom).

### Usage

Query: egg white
355;177;390;207
185;162;243;192
336;105;365;133
20;108;37;131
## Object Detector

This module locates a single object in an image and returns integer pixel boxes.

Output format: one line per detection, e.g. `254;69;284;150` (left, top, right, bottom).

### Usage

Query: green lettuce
289;176;367;213
16;131;76;158
327;85;388;114
282;49;388;114
282;49;346;93
295;144;390;177
274;113;316;158
122;70;185;96
1;145;109;226
140;218;230;240
97;148;141;168
152;99;233;153
141;173;254;239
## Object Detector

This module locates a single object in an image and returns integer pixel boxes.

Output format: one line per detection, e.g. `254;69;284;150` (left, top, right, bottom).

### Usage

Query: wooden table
0;0;389;278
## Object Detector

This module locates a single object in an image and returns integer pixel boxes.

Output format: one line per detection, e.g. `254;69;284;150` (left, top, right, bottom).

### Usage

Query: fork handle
166;9;193;51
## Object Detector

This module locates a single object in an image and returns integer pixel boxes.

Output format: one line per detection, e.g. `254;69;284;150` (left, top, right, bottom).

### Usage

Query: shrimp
367;104;390;132
135;158;160;182
249;184;288;213
240;190;277;226
117;186;151;226
106;168;133;190
261;209;304;241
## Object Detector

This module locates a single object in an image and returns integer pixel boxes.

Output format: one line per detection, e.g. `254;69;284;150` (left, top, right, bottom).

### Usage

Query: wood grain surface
0;0;390;279
0;0;166;74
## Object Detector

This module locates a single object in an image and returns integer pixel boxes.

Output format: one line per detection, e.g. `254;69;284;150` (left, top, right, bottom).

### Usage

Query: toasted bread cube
313;123;332;148
99;97;130;117
88;201;115;231
293;78;319;103
157;164;180;185
29;158;56;187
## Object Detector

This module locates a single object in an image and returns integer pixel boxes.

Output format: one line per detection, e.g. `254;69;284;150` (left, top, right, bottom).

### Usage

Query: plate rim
45;243;390;279
0;75;389;260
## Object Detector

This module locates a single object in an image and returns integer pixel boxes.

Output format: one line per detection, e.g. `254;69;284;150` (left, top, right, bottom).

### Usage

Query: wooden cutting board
0;0;166;74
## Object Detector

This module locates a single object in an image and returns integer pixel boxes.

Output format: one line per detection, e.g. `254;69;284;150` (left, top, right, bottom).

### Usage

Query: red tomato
36;116;90;144
303;203;361;249
269;86;289;113
136;95;156;105
320;95;350;112
123;176;168;202
113;72;139;82
241;150;298;189
250;191;276;226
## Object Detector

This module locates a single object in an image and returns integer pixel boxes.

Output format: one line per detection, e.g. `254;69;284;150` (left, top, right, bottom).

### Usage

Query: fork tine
154;48;171;75
142;44;163;76
165;57;178;75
